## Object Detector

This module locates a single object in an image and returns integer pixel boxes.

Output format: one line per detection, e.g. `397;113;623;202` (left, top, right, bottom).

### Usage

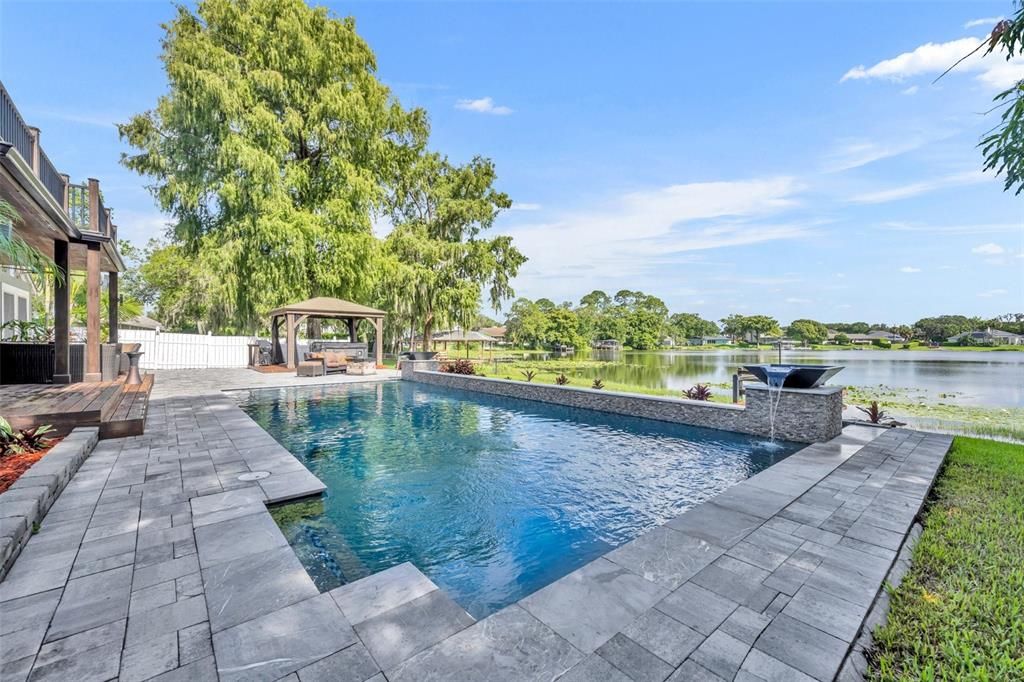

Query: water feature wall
401;360;844;443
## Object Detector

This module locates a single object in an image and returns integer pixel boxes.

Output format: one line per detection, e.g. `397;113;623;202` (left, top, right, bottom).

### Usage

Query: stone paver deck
0;370;952;682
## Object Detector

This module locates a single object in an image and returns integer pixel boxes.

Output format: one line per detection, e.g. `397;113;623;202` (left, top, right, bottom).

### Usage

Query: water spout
764;365;796;442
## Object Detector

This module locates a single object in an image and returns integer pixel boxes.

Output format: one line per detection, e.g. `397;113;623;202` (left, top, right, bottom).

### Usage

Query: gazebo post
373;317;383;367
348;318;357;343
286;312;297;369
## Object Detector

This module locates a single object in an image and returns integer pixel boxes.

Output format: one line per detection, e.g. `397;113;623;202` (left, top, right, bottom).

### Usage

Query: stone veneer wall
401;360;843;444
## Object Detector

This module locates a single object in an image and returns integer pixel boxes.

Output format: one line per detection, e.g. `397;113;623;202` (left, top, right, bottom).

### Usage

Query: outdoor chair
303;350;349;374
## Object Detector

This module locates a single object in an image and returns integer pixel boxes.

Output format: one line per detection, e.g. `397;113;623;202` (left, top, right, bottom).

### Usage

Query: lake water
512;349;1024;408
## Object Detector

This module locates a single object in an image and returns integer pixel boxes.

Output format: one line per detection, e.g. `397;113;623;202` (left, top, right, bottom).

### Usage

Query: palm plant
857;401;889;424
591;378;605;390
0;200;63;284
685;384;713;401
521;369;537;382
555;373;569;385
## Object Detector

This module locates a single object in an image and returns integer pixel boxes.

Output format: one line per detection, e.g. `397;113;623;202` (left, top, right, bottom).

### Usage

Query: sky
1;1;1022;326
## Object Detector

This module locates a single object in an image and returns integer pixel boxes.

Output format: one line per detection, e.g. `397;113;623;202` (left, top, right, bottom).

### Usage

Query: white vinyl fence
119;330;255;370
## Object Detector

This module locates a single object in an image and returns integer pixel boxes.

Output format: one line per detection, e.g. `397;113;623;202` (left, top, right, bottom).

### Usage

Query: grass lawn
868;437;1024;680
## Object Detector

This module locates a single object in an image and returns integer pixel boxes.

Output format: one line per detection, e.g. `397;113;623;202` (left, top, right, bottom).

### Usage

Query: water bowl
743;364;844;389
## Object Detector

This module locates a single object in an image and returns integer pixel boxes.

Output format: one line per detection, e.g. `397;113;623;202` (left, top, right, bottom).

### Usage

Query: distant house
592;339;622;350
660;337;675;347
947;328;1024;346
833;329;905;345
121;314;162;332
689;335;732;346
477;326;508;345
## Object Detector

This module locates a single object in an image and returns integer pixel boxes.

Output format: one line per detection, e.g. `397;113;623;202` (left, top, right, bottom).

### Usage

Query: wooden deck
0;374;155;439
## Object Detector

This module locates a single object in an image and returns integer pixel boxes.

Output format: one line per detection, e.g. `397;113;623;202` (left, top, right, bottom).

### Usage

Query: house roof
121;314;162;331
267;297;385;319
478;326;506;337
433;329;497;342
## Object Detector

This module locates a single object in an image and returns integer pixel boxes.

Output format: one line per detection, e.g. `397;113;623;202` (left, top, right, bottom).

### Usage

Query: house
477;326;507;345
689;335;732;346
0;264;31;338
1;79;126;382
592;339;622;350
833;329;905;345
660;336;675;347
947;328;1024;346
121;314;162;332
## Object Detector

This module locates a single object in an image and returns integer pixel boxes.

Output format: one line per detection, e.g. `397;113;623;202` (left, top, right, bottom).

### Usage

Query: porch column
108;271;119;343
286;312;297;368
374;317;383;367
53;240;71;384
85;242;101;382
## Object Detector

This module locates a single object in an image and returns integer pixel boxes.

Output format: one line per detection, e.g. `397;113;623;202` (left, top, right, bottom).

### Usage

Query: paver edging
0;426;99;579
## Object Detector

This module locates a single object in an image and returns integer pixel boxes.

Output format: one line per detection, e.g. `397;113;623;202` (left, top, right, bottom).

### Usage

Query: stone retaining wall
0;427;98;579
401;361;843;443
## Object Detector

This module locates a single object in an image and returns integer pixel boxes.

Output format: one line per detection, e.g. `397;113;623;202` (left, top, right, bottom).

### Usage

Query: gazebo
432;329;498;358
268;297;385;369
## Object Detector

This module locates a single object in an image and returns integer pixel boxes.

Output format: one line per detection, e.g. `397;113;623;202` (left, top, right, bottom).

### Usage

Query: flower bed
0;437;63;493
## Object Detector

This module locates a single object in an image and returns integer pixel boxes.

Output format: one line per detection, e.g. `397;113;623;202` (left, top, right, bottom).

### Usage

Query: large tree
979;7;1024;194
119;0;426;332
788;319;829;345
382;153;525;349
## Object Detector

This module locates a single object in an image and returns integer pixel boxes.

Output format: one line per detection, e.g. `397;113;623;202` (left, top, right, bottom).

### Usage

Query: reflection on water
516;349;1024;407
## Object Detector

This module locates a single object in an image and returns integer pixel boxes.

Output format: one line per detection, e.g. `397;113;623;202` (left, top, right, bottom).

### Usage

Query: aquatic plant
685;384;713;401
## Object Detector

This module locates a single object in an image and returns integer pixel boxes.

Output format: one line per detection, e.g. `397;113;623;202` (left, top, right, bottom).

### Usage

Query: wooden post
374;317;383;367
87;178;100;231
270;316;281;364
53;240;71;384
348;318;356;342
60;174;70;211
28;127;40;174
85;242;101;382
108;271;119;343
286;313;297;369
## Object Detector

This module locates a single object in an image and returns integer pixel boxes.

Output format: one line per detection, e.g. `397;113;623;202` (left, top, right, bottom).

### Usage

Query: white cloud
114;210;174;243
880;220;1023;235
901;85;919;95
823;138;927;172
899;266;921;273
977;288;1007;297
30;108;126;129
971;242;1005;255
785;297;811;304
848;170;988;203
965;17;1003;29
510;203;541;211
502;177;812;298
455;97;513;115
841;36;1024;90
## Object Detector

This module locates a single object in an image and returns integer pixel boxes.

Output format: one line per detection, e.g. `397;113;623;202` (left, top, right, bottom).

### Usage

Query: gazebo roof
433;329;497;342
268;297;385;319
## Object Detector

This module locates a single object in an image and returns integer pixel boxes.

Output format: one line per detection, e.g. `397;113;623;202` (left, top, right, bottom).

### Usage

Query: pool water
237;381;800;618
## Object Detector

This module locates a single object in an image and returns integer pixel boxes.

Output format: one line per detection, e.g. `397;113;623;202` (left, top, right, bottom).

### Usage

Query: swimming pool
237;381;800;618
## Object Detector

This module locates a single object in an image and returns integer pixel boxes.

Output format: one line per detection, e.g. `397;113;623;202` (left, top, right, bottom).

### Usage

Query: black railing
0;81;32;161
37;149;66;206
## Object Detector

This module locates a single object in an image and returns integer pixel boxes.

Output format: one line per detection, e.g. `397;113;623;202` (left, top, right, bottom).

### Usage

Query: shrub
521;369;537;382
685;384;713;401
872;338;892;349
1;417;55;457
591;378;605;390
555;373;569;385
857;400;888;424
834;333;850;345
441;359;476;375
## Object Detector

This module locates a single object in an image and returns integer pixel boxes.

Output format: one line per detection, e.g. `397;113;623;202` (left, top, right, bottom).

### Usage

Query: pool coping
0;379;952;682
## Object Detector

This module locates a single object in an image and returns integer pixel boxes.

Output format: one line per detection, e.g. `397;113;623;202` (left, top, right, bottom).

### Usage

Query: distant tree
893;325;914;341
669;313;719;341
579;290;612;310
475;312;499;329
545;308;585;349
914;315;981;342
505;298;549;348
788;319;829;345
743;315;782;346
826;322;870;334
720;314;747;341
623;309;664;350
834;333;850;346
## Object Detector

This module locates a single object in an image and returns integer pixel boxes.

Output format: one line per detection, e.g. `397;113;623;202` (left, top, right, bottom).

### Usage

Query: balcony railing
0;81;33;162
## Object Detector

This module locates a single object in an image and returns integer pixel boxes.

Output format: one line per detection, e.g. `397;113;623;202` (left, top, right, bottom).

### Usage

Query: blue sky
1;1;1021;325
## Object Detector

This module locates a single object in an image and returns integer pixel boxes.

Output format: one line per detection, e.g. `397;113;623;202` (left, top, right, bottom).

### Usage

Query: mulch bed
0;438;63;494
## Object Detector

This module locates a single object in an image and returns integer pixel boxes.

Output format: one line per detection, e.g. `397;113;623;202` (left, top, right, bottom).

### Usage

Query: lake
510;349;1024;408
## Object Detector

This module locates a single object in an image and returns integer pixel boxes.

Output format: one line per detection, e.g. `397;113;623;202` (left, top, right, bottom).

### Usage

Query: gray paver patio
0;368;952;681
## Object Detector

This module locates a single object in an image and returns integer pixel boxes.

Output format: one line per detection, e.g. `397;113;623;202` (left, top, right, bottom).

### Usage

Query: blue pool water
237;381;800;618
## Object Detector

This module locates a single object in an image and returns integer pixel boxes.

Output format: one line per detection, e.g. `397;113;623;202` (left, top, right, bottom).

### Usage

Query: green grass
868;437;1024;681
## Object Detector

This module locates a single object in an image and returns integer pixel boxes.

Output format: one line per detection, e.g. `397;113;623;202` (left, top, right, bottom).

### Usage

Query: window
2;292;13;339
17;295;28;321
